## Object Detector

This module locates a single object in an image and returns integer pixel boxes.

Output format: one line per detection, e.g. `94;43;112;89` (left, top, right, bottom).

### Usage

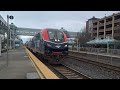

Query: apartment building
86;16;99;39
92;12;120;40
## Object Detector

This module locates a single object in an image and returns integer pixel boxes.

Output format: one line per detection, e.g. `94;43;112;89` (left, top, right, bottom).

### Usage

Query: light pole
7;15;14;66
10;23;17;49
13;29;15;49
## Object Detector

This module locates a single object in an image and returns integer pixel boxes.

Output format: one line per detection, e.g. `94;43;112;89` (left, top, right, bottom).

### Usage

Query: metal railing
69;46;120;67
69;46;120;56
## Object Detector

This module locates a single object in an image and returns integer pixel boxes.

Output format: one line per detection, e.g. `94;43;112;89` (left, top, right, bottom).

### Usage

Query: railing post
97;48;98;62
110;49;113;65
0;36;1;57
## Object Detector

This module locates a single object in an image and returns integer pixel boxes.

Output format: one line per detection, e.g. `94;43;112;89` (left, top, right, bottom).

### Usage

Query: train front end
43;29;68;64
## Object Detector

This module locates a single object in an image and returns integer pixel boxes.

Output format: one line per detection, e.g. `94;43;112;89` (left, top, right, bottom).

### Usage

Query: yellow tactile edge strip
25;49;45;79
25;47;59;79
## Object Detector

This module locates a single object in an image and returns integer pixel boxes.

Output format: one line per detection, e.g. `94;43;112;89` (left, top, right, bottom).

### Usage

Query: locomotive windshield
48;30;64;43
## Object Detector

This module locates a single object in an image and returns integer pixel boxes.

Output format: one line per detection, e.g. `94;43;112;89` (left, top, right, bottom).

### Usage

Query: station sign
9;16;14;20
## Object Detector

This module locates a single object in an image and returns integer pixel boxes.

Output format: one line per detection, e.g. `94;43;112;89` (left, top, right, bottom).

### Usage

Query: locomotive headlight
64;44;68;47
47;43;52;47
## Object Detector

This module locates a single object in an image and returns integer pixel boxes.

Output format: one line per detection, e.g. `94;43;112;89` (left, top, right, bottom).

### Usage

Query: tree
77;27;91;47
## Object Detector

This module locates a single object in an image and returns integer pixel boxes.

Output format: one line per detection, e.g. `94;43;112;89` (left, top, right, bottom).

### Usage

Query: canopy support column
107;42;109;54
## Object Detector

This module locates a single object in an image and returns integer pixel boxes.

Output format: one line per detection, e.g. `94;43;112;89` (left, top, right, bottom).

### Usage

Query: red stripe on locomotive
52;52;62;54
41;29;50;41
63;32;68;42
42;28;68;43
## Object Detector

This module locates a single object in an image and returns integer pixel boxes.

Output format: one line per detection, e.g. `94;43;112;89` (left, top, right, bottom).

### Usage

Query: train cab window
48;30;64;42
56;31;64;42
48;31;56;40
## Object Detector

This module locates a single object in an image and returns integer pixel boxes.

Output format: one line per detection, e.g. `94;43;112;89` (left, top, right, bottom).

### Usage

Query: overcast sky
0;11;119;32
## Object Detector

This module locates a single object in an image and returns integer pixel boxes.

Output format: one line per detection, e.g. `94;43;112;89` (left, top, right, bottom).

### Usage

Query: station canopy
87;37;120;44
68;38;76;44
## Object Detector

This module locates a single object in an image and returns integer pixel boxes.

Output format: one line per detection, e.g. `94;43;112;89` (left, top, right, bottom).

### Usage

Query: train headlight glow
64;44;68;47
47;43;52;47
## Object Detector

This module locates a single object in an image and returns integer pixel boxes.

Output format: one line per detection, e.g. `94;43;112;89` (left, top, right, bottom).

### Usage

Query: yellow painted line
25;48;45;79
25;47;59;79
29;57;45;79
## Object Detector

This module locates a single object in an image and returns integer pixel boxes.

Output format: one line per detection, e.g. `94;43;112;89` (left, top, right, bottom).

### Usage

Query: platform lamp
7;15;14;67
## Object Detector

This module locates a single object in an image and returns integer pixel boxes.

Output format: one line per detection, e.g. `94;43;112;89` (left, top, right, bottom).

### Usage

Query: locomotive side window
39;32;43;41
35;33;40;40
35;33;40;48
36;41;39;48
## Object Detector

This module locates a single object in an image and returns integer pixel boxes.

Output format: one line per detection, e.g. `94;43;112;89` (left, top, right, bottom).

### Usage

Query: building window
114;15;120;20
99;32;104;35
106;24;112;28
114;29;120;33
106;17;112;22
93;27;97;31
93;33;97;36
106;30;112;34
114;22;120;27
93;22;97;25
99;20;104;24
99;26;104;30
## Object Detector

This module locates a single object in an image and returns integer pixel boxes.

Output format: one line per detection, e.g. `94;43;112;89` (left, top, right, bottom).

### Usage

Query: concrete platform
0;47;40;79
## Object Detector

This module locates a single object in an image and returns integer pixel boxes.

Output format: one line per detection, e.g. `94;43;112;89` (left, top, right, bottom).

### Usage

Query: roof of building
87;37;120;44
92;12;120;23
88;16;100;21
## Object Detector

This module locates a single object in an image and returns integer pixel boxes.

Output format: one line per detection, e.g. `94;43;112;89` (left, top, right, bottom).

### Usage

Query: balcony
114;18;120;23
93;22;97;25
106;34;112;37
114;26;120;30
93;25;97;28
114;32;120;36
99;26;104;30
105;27;112;31
99;29;104;32
106;21;112;25
99;35;104;38
106;17;112;23
99;23;104;27
93;27;97;31
93;33;97;37
93;30;97;33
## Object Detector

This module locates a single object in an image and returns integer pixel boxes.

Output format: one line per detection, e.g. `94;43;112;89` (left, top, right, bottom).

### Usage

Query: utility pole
0;35;1;56
10;29;12;49
7;15;9;66
6;15;14;66
14;30;15;49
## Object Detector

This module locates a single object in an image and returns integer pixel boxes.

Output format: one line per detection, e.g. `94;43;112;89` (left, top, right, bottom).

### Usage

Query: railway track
51;64;91;79
31;50;91;79
68;54;120;73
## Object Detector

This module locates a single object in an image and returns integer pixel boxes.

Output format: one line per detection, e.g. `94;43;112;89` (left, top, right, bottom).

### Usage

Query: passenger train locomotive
26;28;68;64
